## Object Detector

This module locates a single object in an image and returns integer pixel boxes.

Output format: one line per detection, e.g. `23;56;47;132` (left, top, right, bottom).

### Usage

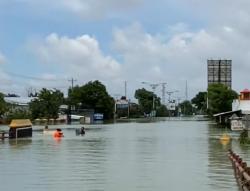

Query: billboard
207;59;232;88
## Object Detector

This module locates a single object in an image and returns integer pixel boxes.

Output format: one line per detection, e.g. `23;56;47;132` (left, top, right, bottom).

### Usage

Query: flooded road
0;119;244;191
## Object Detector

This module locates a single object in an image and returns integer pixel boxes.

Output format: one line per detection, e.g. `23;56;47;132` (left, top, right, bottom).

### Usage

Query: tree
179;100;193;116
134;88;161;115
156;105;169;117
29;88;64;120
6;109;31;122
68;80;114;119
0;93;8;117
191;92;207;114
207;83;238;115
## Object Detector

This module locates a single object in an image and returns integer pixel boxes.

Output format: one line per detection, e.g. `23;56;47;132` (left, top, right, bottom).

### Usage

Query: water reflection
207;123;238;190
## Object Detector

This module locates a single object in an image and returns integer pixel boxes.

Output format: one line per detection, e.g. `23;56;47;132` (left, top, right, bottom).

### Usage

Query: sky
1;0;250;102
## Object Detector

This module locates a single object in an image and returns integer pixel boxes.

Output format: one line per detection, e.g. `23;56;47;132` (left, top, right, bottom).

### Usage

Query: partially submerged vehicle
9;119;32;139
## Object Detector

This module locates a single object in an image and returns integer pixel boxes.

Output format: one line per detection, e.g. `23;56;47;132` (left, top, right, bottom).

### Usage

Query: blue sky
1;0;250;102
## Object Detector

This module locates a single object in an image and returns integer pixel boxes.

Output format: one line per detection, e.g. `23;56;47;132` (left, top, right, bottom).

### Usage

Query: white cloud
29;19;250;100
111;24;215;97
0;52;12;94
22;7;250;99
111;22;250;99
10;0;250;99
31;33;121;93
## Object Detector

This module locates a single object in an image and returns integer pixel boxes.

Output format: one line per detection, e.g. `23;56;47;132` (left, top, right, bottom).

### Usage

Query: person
80;126;85;135
75;126;85;136
53;128;64;138
43;125;53;135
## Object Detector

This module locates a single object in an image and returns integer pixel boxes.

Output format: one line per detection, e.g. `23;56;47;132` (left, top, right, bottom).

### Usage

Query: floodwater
0;118;246;191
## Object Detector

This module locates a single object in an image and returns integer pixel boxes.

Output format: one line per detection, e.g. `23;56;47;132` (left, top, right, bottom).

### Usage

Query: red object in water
53;130;64;138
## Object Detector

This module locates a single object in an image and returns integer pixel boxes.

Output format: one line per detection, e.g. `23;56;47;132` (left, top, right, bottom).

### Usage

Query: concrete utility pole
185;80;188;101
67;78;77;124
161;83;167;105
124;81;127;98
166;90;179;102
68;78;77;89
141;82;161;116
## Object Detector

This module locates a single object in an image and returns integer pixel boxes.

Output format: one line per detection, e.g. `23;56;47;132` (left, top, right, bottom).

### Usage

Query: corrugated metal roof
4;97;35;105
213;110;241;117
241;89;250;93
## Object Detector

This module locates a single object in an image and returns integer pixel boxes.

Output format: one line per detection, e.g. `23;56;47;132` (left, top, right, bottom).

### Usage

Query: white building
4;97;35;110
232;89;250;114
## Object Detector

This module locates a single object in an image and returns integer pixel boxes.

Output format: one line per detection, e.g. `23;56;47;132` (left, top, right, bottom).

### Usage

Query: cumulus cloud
31;33;121;92
111;24;219;96
111;22;250;98
11;0;250;98
0;52;12;93
28;16;250;100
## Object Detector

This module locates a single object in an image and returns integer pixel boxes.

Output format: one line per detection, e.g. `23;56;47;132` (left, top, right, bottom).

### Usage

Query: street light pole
142;82;160;116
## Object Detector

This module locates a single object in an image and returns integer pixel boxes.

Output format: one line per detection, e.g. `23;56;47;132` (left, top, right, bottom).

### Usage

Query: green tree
68;80;114;119
29;88;64;120
179;100;193;116
0;93;8;117
191;92;207;114
156;105;169;117
134;88;161;115
207;83;238;115
6;109;31;122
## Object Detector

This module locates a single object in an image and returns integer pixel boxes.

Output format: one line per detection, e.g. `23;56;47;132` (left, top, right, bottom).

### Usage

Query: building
115;96;130;118
232;89;250;113
207;59;232;88
214;89;250;130
4;97;35;110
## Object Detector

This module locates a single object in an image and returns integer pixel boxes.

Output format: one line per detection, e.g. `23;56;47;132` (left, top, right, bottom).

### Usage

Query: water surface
0;119;243;191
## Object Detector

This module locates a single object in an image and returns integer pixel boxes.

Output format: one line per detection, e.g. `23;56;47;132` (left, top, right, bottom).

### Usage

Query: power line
5;71;67;81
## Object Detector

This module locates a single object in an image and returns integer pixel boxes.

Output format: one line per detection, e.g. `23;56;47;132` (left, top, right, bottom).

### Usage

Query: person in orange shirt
53;128;64;138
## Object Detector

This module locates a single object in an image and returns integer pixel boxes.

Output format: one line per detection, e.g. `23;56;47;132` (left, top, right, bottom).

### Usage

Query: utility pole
68;78;77;89
67;78;77;124
161;83;167;105
185;80;188;101
124;81;127;98
141;82;160;117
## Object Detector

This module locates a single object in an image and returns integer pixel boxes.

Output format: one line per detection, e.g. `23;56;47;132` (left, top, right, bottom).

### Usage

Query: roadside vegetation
0;82;239;122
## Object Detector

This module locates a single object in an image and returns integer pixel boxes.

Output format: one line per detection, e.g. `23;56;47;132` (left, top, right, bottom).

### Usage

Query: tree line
0;81;238;122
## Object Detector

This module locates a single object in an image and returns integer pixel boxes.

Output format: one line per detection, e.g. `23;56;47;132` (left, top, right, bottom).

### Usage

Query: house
232;89;250;114
4;97;35;111
214;89;250;130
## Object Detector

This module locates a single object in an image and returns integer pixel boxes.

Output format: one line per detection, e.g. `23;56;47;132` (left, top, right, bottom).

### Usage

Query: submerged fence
228;150;250;191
